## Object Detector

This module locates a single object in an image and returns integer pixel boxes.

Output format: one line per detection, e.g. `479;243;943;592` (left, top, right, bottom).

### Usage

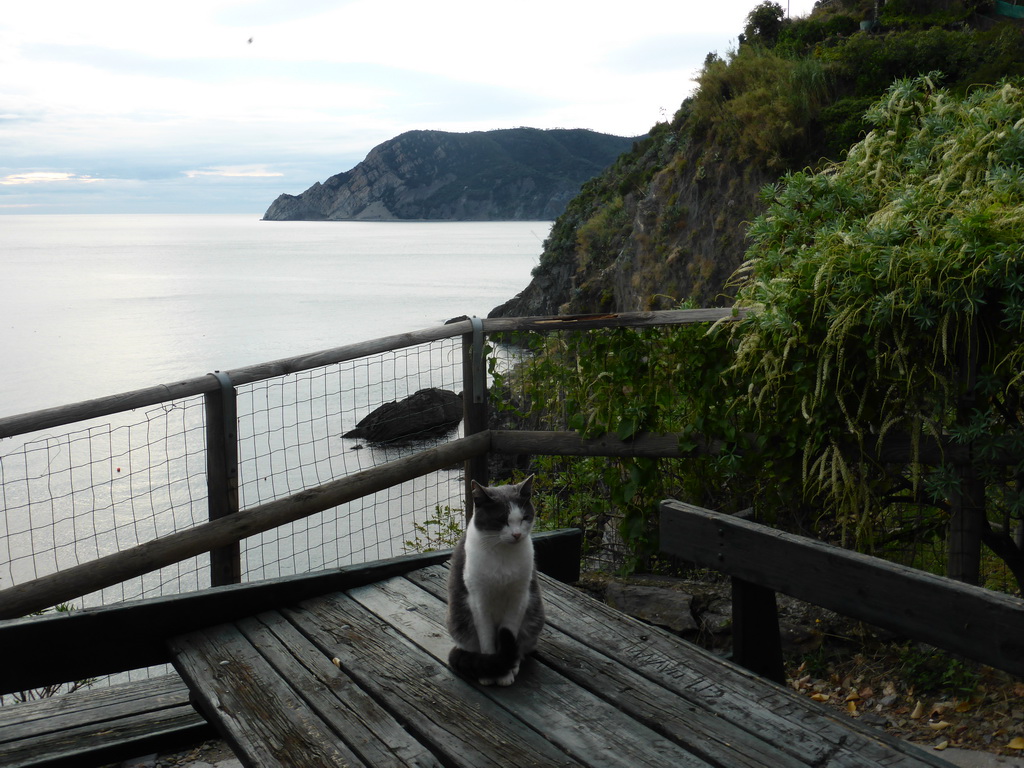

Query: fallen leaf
955;701;973;713
811;693;830;702
934;741;949;751
911;701;925;719
1008;737;1024;750
332;657;341;668
846;691;861;702
847;701;858;714
928;721;952;731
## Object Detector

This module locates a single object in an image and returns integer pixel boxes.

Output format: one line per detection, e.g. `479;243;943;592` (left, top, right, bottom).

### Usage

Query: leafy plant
403;505;464;553
728;76;1024;586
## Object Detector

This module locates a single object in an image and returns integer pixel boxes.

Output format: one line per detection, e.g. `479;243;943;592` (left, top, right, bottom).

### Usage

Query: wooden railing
0;309;743;619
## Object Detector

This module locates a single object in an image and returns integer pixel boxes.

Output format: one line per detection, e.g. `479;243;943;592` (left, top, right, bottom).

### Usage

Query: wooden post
948;320;983;585
205;371;241;586
462;318;489;520
731;578;786;684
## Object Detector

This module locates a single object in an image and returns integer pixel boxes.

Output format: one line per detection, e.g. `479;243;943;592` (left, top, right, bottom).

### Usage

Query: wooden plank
406;567;806;768
0;675;211;768
346;573;714;768
490;430;705;458
531;568;955;768
235;612;440;768
481;308;747;334
0;549;454;694
169;621;365;768
0;431;491;621
286;591;583;768
660;500;1024;678
0;529;580;694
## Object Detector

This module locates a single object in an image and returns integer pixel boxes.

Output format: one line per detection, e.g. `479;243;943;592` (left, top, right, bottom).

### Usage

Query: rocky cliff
489;1;1024;317
263;128;640;222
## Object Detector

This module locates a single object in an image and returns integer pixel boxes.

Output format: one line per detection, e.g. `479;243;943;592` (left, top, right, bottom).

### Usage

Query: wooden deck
168;564;955;768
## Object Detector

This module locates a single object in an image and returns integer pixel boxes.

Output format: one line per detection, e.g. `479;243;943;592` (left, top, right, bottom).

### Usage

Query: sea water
0;215;549;603
0;215;549;417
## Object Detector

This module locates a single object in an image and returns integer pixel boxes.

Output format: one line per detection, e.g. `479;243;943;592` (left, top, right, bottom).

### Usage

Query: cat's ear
518;474;535;498
471;480;490;503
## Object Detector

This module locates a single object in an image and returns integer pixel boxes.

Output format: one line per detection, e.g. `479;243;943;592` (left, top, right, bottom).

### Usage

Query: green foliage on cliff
508;0;1024;316
513;76;1024;588
729;76;1024;585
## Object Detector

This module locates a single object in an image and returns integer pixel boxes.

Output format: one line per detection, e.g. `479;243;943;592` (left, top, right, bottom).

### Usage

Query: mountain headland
263;128;641;222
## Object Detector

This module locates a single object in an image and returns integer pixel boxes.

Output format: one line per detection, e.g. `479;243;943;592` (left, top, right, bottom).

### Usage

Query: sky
1;0;819;215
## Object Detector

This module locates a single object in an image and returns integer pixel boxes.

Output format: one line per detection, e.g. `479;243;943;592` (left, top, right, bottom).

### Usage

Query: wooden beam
660;500;1024;678
481;307;748;333
490;430;727;458
0;529;582;695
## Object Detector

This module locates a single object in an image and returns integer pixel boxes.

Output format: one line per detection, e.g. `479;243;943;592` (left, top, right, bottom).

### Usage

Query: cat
446;475;545;686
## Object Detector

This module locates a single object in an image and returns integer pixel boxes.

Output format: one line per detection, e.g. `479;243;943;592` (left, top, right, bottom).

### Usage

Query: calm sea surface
0;215;549;418
0;215;549;611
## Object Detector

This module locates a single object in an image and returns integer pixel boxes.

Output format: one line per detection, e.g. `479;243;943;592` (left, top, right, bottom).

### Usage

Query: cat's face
470;476;535;545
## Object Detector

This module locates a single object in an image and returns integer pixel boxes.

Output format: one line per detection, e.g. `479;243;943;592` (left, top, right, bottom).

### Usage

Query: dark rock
344;388;462;444
603;582;698;634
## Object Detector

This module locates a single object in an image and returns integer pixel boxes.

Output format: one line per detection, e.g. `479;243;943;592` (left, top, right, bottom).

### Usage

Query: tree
743;2;786;48
728;75;1024;588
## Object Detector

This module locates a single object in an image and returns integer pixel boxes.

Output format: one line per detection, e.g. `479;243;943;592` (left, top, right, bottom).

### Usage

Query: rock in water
344;388;463;444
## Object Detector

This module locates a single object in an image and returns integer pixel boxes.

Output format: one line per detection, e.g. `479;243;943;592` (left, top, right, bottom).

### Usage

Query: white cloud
0;172;102;185
0;0;821;213
184;166;284;178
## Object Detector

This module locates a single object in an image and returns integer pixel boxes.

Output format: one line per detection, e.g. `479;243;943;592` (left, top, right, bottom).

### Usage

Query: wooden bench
0;673;212;768
659;500;1024;684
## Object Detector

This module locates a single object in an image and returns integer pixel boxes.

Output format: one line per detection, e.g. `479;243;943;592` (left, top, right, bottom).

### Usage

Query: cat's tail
448;627;519;679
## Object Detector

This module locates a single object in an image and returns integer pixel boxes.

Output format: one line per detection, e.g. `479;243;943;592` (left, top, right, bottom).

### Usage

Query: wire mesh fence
0;398;210;608
0;335;468;619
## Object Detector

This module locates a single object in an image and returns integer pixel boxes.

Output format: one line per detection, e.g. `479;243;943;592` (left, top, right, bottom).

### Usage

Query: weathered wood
0;674;211;768
0;431;491;619
462;324;489;517
349;575;713;768
170;622;364;767
731;577;785;683
532;568;955;768
480;307;747;334
288;591;582;768
660;500;1024;678
162;561;952;768
237;612;439;767
406;567;805;768
205;373;241;586
491;429;699;457
0;528;581;695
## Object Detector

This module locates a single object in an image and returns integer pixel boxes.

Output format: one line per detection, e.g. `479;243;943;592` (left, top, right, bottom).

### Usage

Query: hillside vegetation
495;0;1024;597
491;0;1024;317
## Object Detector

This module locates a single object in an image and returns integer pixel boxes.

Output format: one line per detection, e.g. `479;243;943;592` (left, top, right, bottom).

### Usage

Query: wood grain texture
0;674;211;768
167;561;954;768
660;500;1024;678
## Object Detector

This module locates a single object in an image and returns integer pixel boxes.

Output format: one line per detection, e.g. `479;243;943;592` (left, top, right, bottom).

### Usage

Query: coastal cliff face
489;2;1024;318
263;128;640;222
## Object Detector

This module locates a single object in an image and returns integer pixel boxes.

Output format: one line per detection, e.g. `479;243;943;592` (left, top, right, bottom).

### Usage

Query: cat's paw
494;670;516;687
478;677;496;686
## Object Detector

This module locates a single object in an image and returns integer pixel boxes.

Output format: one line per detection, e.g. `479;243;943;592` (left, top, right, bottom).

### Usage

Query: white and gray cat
446;475;545;686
